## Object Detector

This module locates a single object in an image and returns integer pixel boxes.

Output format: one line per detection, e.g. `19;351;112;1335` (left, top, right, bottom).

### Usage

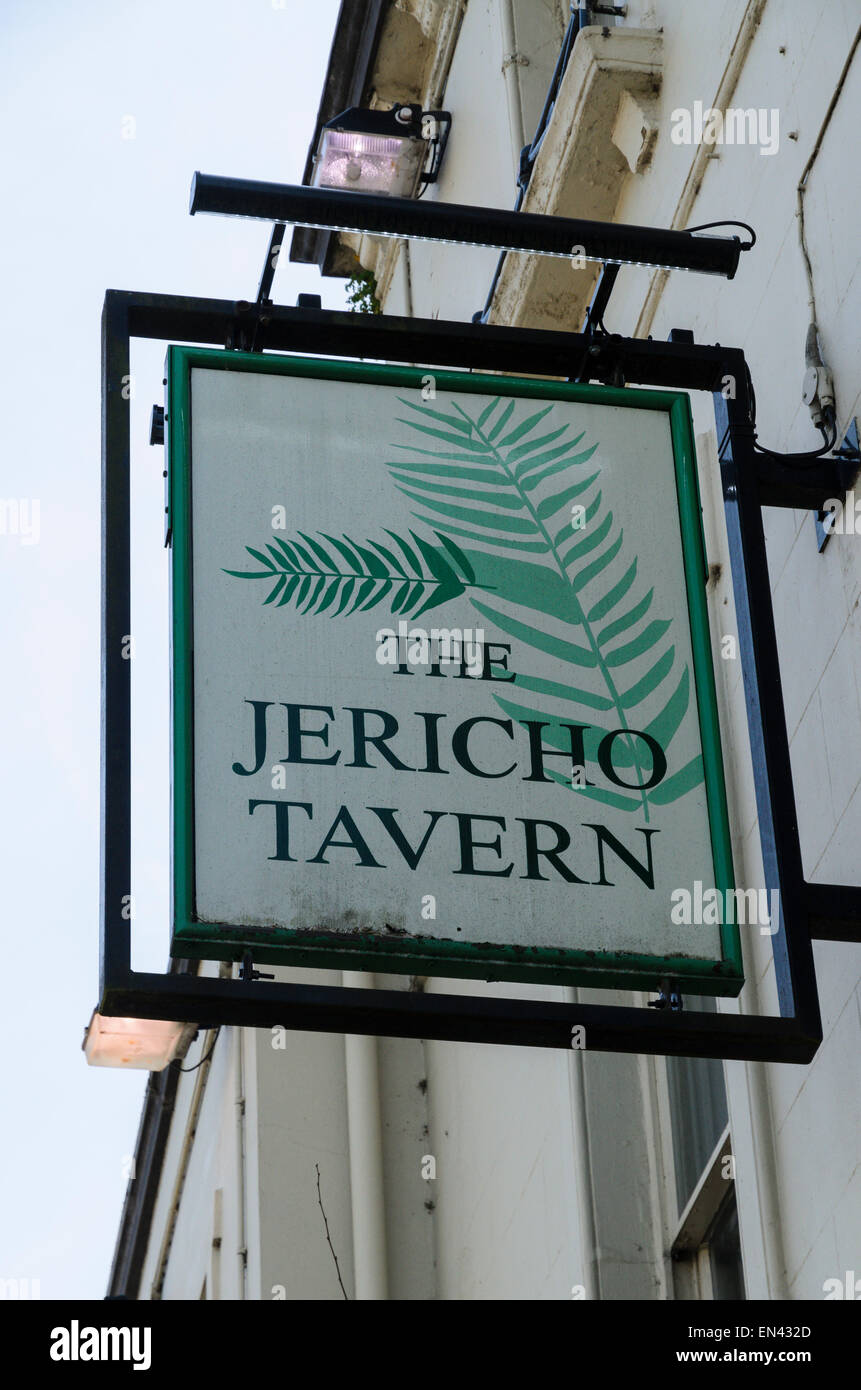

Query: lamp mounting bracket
813;418;860;551
226;299;272;353
418;110;452;186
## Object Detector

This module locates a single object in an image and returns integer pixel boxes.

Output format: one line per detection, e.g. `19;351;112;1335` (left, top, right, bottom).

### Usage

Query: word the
376;622;486;678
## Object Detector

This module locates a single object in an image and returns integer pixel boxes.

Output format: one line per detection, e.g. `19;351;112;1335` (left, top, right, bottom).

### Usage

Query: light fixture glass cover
312;127;426;198
83;1010;195;1071
310;104;434;198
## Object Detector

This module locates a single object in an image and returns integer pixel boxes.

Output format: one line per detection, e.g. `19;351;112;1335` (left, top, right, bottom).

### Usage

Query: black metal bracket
573;263;622;383
257;226;285;306
239;953;274;983
419;110;452;186
225;299;273;353
148;404;164;446
745;441;849;511
648;979;683;1012
100;290;861;1060
813;418;860;551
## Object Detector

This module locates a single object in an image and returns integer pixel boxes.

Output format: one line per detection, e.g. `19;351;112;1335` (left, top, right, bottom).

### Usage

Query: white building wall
376;0;861;1301
599;0;861;1302
131;0;861;1301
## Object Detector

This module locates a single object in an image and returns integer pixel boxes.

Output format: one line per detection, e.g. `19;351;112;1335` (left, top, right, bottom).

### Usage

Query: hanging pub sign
167;348;742;995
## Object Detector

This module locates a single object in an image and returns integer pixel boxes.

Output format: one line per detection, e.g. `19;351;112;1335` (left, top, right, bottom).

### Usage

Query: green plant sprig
224;527;491;620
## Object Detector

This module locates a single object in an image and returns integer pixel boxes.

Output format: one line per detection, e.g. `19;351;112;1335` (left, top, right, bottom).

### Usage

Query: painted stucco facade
112;0;861;1301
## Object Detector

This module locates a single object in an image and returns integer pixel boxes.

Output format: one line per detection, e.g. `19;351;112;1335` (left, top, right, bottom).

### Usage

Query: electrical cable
180;1028;220;1072
797;23;861;320
753;412;838;466
743;362;839;466
687;219;756;250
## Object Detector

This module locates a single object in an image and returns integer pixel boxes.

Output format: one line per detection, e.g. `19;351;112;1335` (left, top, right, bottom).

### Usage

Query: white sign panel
168;349;741;994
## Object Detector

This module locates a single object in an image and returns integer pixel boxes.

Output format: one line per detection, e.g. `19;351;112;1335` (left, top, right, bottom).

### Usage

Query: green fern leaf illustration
224;529;489;621
388;395;702;815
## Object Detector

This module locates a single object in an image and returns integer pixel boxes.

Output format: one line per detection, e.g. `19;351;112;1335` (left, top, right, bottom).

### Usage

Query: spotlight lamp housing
82;1009;197;1071
311;103;451;198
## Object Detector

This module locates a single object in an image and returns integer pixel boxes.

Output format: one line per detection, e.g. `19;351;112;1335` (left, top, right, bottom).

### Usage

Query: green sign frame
168;346;743;996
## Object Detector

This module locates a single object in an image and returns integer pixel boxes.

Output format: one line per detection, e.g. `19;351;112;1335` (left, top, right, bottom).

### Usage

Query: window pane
665;996;728;1212
708;1191;745;1300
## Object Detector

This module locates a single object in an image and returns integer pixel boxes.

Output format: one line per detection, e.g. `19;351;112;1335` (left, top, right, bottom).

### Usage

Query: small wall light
82;1010;197;1071
311;103;451;198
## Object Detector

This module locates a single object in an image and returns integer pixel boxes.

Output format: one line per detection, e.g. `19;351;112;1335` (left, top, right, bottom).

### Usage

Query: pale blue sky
0;0;346;1299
